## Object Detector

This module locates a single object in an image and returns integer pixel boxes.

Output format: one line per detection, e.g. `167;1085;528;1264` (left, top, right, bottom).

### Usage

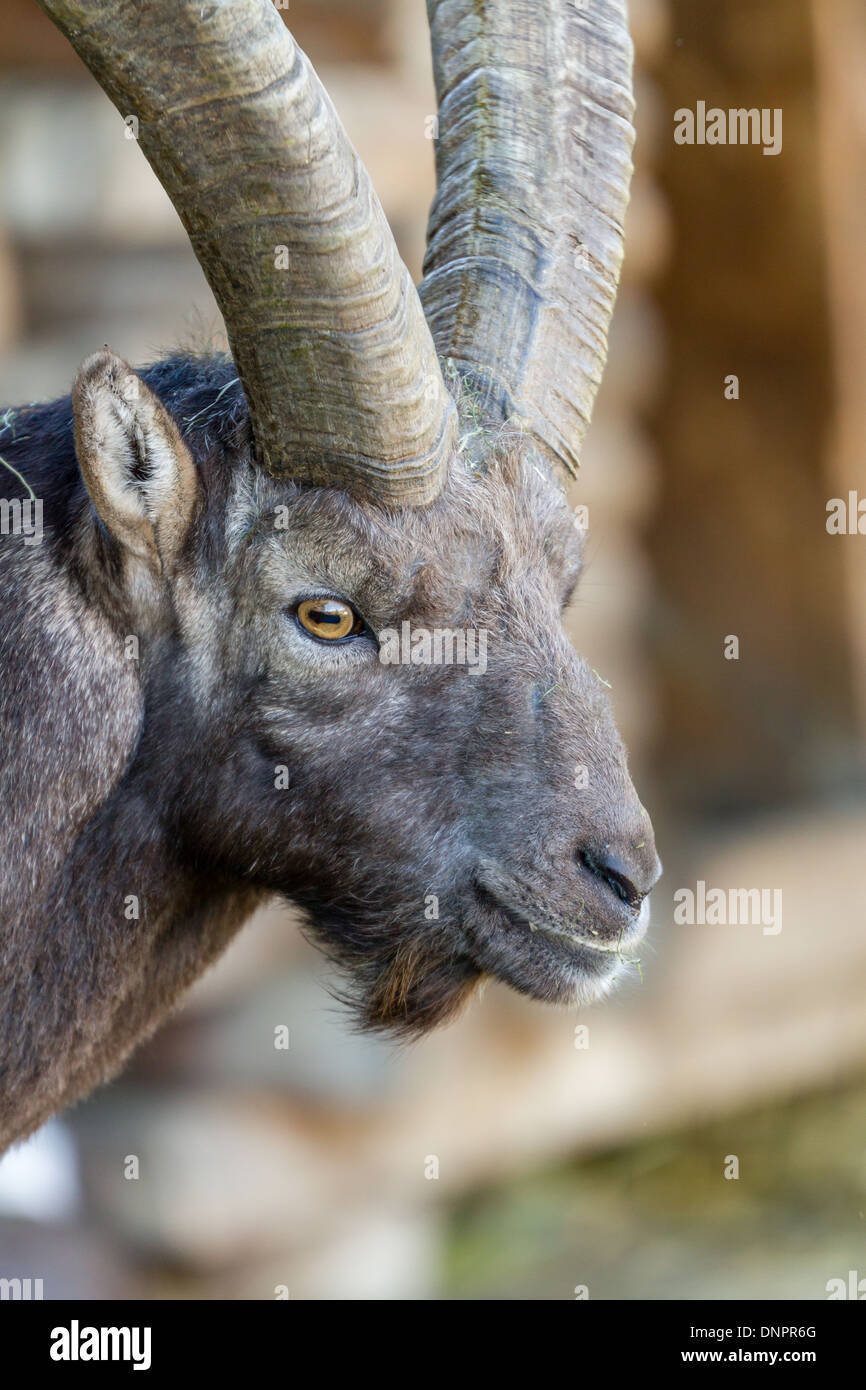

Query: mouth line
475;886;645;965
527;917;641;959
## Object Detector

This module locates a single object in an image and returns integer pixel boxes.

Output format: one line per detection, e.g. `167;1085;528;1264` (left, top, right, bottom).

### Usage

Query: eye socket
295;597;364;643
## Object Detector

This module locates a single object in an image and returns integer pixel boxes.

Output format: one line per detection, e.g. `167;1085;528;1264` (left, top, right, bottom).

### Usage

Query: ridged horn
37;0;456;505
420;0;635;476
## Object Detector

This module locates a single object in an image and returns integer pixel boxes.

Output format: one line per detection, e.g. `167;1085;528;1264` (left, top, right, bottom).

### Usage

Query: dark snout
579;825;663;917
469;784;661;1007
476;788;660;943
465;661;662;1005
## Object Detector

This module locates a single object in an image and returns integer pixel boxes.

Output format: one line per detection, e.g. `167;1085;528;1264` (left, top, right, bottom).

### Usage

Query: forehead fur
215;427;584;627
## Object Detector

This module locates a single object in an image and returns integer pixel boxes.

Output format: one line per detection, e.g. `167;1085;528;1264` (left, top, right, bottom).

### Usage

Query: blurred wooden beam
0;0;393;73
812;0;866;742
650;0;860;815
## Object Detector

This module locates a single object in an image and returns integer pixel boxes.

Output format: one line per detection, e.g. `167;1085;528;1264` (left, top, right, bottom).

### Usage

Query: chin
479;932;636;1006
468;897;651;1007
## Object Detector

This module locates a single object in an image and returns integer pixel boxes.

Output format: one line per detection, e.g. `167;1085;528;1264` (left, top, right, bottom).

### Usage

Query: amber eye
295;597;363;642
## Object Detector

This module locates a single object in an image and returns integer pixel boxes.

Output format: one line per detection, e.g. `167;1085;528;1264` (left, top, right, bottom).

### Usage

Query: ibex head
29;0;659;1040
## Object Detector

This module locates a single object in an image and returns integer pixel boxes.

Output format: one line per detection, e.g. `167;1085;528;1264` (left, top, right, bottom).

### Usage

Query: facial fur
112;359;662;1035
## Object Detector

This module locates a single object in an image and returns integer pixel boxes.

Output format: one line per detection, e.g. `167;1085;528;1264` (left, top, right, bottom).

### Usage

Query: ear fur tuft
73;349;198;575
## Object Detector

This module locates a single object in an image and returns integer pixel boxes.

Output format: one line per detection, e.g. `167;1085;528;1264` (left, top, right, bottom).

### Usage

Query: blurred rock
73;1094;356;1267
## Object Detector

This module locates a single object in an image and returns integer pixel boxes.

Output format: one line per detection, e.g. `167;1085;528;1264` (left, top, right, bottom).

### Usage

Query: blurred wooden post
812;0;866;742
651;0;861;815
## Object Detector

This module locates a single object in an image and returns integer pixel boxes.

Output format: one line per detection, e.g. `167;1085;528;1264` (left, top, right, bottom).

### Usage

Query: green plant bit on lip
528;912;643;974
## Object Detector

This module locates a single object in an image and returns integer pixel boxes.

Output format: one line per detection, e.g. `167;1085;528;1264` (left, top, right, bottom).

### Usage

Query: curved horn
37;0;456;505
420;0;635;476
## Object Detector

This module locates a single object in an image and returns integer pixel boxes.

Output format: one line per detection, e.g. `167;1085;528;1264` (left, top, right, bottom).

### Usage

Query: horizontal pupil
297;599;357;640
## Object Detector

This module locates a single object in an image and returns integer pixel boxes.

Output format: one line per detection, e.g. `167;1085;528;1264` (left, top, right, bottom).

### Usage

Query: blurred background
1;0;865;1300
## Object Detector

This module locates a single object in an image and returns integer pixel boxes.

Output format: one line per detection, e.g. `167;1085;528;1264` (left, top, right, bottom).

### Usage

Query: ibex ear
72;349;198;576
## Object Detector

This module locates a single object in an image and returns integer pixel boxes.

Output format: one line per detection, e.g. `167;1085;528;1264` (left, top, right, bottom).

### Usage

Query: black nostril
581;848;646;912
